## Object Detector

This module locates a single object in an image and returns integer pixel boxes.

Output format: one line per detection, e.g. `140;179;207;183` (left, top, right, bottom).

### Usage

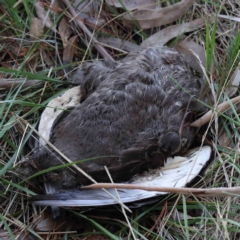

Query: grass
0;0;240;239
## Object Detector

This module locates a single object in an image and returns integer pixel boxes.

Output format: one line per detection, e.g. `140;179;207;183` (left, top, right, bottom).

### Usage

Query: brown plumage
32;46;203;192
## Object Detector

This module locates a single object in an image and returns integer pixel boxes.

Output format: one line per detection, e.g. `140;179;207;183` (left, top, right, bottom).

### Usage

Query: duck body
33;46;202;191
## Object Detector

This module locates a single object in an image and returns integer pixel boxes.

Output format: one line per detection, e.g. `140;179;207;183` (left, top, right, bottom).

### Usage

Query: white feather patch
38;86;81;146
130;146;211;190
31;146;211;207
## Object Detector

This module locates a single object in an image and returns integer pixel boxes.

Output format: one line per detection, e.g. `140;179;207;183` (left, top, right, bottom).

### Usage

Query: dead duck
29;46;205;202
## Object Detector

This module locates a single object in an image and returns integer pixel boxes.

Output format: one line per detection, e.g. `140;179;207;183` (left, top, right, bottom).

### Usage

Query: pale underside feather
31;146;211;207
38;86;81;146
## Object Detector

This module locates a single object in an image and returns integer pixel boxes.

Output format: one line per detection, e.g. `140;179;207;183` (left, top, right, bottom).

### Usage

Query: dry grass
0;0;240;239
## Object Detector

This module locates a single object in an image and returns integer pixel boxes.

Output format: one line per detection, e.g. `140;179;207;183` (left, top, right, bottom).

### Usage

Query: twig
191;95;240;127
104;167;136;239
83;183;240;197
0;79;42;90
62;0;114;62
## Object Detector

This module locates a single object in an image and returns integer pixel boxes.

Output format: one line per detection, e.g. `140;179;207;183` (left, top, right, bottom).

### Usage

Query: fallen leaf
34;1;56;31
225;65;240;98
218;125;232;148
13;46;28;57
34;212;82;231
123;0;194;29
97;37;140;52
29;17;44;40
106;0;158;10
63;0;113;61
140;16;215;48
63;35;78;66
175;37;206;73
50;0;65;16
73;0;99;11
73;0;104;27
58;16;72;48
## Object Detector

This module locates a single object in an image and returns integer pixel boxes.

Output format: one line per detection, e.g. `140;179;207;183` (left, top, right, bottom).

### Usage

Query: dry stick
62;0;114;62
104;167;137;240
190;95;240;128
83;183;240;197
0;79;42;90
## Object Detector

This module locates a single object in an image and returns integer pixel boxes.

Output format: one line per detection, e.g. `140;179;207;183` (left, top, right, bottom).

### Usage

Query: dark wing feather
29;146;212;207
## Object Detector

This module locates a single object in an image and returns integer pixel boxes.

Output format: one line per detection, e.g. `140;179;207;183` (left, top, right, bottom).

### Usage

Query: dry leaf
140;17;215;48
50;0;65;16
175;38;206;73
97;37;140;52
13;46;28;57
34;1;56;31
58;16;72;47
225;65;240;97
34;212;82;232
106;0;158;10
74;0;100;13
29;17;43;40
73;0;104;27
123;0;194;29
218;126;232;148
63;0;113;61
63;35;78;66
